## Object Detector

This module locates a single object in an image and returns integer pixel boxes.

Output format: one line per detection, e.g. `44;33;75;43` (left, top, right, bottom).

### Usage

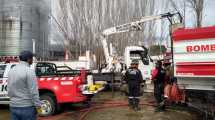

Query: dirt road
0;92;201;120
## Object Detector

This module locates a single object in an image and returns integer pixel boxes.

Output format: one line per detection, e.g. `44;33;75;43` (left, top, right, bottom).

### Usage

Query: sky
199;0;215;27
153;0;215;46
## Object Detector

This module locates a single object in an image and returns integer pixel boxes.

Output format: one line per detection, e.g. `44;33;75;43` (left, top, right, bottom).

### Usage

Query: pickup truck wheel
39;93;57;116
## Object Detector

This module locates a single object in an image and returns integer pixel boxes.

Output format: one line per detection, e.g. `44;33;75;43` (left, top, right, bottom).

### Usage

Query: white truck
100;12;182;83
124;46;154;81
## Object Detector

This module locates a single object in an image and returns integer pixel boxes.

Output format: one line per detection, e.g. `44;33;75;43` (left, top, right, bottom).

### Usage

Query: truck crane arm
102;12;182;36
101;12;182;73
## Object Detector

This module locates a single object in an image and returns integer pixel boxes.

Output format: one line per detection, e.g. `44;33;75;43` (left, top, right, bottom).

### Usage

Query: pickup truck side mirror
142;58;149;65
150;58;153;62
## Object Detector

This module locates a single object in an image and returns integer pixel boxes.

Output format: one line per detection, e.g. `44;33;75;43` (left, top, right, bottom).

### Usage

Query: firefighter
123;59;144;111
152;60;166;112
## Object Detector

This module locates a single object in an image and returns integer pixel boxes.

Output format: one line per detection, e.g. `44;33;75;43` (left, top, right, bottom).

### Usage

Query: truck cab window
130;51;149;65
36;63;56;76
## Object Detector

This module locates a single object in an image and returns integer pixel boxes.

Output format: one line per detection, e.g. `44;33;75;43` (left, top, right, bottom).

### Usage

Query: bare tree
170;0;204;27
54;0;157;62
187;0;204;27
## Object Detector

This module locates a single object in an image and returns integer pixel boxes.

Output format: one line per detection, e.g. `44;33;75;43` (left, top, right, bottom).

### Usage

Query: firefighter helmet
131;59;139;65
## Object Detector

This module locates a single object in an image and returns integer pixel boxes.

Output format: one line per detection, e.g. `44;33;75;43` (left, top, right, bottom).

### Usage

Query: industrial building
0;0;50;59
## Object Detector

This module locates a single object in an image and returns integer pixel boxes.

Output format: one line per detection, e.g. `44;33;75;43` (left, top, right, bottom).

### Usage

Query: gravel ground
0;91;201;120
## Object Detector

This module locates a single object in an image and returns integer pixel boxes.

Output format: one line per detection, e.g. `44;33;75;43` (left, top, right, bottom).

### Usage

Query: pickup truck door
0;64;16;98
0;65;9;98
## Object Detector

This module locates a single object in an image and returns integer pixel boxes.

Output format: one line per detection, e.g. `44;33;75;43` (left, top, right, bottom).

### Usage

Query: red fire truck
172;26;215;118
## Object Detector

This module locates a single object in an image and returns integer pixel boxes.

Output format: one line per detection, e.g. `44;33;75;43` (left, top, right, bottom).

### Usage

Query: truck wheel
39;93;58;116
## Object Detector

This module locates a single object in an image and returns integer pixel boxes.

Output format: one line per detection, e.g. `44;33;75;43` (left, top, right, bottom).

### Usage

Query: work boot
128;99;133;109
134;105;141;111
159;101;166;111
130;98;137;110
155;105;165;112
134;98;141;111
155;107;161;112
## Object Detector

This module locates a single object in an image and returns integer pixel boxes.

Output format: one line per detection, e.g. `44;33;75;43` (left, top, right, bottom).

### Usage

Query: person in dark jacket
152;61;166;111
123;59;144;111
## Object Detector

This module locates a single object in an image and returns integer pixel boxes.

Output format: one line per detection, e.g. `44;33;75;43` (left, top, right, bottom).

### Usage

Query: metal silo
0;18;21;55
0;0;50;58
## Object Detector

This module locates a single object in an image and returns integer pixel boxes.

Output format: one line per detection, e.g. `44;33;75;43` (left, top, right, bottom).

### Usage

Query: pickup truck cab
0;61;91;116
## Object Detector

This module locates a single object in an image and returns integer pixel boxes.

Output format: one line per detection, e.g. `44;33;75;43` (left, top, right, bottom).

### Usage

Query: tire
39;93;59;117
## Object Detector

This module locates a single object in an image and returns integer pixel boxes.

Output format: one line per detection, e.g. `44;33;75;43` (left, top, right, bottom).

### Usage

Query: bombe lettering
186;44;215;52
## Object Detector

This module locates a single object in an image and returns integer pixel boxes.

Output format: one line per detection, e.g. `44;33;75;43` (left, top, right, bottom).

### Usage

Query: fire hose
38;100;156;120
78;100;156;120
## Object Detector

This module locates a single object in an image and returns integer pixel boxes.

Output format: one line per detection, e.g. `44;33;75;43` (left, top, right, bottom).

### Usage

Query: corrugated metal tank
0;0;49;57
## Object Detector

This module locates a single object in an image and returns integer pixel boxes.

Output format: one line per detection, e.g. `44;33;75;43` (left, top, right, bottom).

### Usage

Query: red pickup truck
0;61;90;116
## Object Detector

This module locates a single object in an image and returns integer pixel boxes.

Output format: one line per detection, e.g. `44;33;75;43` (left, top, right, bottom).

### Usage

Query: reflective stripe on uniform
128;96;140;99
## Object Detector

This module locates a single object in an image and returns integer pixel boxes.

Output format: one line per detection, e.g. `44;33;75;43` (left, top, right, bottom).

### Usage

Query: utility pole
183;0;186;26
32;39;36;61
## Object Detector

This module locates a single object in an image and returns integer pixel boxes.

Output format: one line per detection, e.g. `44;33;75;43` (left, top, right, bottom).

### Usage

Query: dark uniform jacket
124;67;144;84
154;67;165;84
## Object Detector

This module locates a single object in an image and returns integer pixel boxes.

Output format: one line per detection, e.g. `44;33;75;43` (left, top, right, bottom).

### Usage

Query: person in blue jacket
123;59;144;111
